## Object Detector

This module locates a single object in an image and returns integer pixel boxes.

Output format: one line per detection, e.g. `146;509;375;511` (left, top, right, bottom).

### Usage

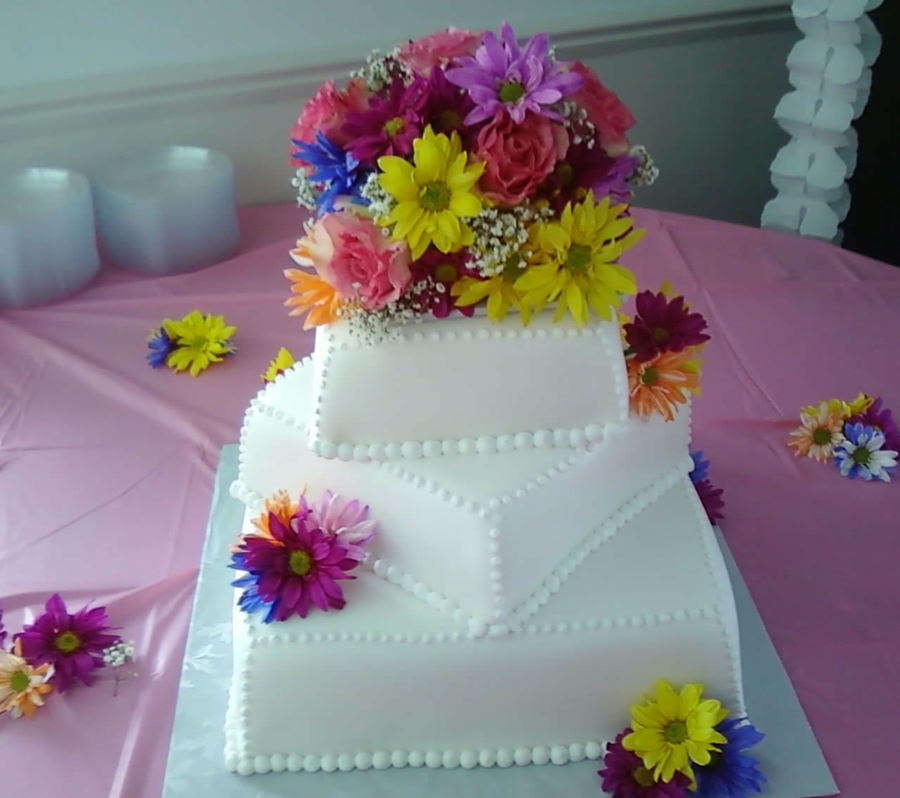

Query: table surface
1;205;898;798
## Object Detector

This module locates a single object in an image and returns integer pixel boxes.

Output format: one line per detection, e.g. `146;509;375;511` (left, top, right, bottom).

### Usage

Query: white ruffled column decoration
761;0;882;243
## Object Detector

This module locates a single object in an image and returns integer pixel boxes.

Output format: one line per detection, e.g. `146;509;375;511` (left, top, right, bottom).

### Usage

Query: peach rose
474;111;569;206
303;212;411;311
397;27;484;73
570;62;635;156
290;78;369;165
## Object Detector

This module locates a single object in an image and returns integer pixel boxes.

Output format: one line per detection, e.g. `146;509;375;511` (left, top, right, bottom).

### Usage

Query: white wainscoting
0;2;795;227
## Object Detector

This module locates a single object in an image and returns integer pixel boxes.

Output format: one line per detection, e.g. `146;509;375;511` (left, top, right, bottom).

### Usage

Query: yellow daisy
451;254;531;324
377;126;485;260
514;192;644;326
164;310;236;377
623;680;729;783
262;347;295;383
801;393;873;420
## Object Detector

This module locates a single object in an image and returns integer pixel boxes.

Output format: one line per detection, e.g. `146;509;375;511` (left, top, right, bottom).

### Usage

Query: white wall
0;1;795;227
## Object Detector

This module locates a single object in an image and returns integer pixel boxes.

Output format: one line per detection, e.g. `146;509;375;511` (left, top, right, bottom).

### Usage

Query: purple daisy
540;140;636;212
340;76;427;165
599;730;691;798
695;478;726;523
419;66;478;148
231;513;361;622
445;21;583;125
308;490;378;562
625;291;711;362
16;594;121;692
847;396;900;453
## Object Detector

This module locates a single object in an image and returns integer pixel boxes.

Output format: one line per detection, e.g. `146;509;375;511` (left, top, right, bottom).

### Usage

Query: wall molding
0;1;793;144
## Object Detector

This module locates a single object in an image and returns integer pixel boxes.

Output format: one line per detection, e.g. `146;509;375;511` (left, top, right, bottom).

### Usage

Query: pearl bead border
307;321;628;462
224;738;605;775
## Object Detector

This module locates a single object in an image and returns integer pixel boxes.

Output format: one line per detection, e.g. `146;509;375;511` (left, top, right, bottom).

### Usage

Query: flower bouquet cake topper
285;23;658;341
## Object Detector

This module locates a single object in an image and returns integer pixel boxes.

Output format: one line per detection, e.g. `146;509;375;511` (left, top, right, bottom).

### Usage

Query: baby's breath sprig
101;640;138;697
557;100;597;148
468;205;552;277
359;172;395;222
342;286;430;346
627;145;660;187
349;48;412;93
291;168;321;212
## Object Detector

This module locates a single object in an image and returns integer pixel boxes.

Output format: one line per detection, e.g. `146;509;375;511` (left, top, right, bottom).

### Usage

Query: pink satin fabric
0;205;898;796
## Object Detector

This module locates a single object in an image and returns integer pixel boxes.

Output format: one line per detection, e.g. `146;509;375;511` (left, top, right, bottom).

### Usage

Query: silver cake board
162;445;838;798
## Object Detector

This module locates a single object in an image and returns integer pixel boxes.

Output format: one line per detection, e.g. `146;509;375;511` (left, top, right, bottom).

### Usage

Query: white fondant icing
307;312;629;460
235;360;692;623
225;480;743;771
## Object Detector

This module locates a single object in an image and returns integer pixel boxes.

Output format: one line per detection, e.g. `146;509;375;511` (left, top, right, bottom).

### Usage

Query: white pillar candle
93;146;240;276
0;168;101;309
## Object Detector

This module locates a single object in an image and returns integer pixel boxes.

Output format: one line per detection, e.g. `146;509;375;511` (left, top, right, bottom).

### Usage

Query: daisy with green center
451;252;532;323
377;125;485;260
0;648;54;719
623;680;729;783
787;401;846;463
164;310;237;377
514;191;643;325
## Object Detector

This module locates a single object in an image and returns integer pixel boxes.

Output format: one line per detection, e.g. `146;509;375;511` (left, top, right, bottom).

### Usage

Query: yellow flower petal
449;191;481;218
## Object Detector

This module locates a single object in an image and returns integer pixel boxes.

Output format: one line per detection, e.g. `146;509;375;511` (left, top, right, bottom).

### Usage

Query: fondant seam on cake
224;737;606;775
507;458;693;627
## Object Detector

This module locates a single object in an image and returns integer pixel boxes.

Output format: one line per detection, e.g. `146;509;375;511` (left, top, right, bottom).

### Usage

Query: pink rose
570;63;635;156
398;27;484;73
290;78;369;166
474;111;569;206
313;212;411;311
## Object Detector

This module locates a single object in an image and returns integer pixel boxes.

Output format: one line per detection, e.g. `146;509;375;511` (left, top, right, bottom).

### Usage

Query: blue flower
291;132;366;215
833;422;898;483
146;326;175;368
695;717;766;798
229;552;280;624
690;451;710;484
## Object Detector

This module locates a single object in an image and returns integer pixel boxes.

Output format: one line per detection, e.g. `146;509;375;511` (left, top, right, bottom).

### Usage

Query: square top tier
308;311;629;462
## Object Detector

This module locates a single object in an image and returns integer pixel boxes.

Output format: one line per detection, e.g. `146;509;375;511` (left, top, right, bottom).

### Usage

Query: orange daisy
284;267;343;329
251;489;304;539
628;349;701;422
0;647;54;719
788;402;845;463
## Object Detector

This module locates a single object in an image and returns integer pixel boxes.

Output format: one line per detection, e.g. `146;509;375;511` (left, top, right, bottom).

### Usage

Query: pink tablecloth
1;205;898;797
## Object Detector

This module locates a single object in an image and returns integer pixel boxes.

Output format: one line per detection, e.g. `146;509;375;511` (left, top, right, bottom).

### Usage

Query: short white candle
0;168;100;308
93;146;240;276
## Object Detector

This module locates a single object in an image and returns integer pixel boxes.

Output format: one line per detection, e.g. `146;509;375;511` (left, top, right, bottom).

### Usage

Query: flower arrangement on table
230;489;378;623
0;595;136;720
284;23;658;342
788;393;898;483
599;680;765;798
146;310;237;376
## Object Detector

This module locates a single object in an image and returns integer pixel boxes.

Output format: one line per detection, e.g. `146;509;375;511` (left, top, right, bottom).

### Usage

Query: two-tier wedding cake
223;23;760;795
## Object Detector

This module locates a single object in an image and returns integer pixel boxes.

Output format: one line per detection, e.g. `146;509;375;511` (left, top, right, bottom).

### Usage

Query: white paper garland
761;0;883;243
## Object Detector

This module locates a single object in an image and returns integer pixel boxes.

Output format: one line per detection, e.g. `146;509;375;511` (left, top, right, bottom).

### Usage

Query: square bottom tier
225;477;744;775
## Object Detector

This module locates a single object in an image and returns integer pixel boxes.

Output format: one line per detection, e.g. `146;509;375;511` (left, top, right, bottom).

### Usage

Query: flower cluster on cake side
283;23;658;341
600;680;765;798
230;489;378;623
788;393;898;482
0;595;136;720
